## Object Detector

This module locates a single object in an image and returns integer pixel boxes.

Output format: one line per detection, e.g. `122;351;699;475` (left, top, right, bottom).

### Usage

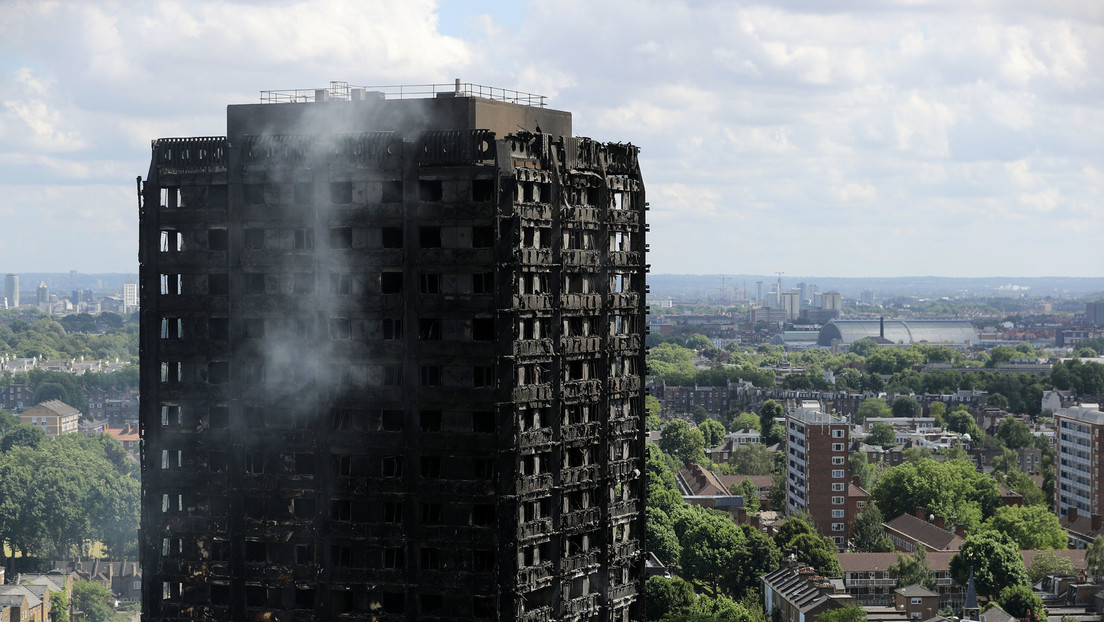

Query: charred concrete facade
138;86;647;621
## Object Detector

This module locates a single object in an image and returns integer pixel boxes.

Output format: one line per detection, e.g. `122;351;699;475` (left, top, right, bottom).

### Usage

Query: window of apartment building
383;501;403;523
382;318;403;340
420;273;441;294
832;509;845;518
832;496;844;504
832;483;845;492
383;365;402;386
474;366;494;388
419;319;441;340
293;183;313;203
911;598;923;605
473;272;494;294
381;180;403;203
420;410;442;432
329;273;353;295
330;181;353;204
832;456;845;465
421;457;441;478
380;226;403;248
243;228;265;249
420;365;441;386
419;226;442;248
381;456;404;477
380;271;403;294
294;228;314;250
832;443;844;451
857;501;866;509
380;409;403;432
472;318;494;341
832;429;845;438
832;469;845;478
244;273;265;295
472;411;495;433
419;180;443;202
472;503;495;526
472;225;494;247
832;523;844;531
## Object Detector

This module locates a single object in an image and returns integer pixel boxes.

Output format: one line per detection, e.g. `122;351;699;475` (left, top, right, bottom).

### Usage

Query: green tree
693;405;710;426
731;477;760;511
660;420;706;466
646;575;696;621
678;507;747;596
1085;535;1104;579
767;473;786;512
759;400;784;446
889;547;936;590
731;412;760;431
700;419;725;448
728;443;776;476
949;532;1029;599
32;381;68;405
996;418;1034;449
775;518;841;576
980;504;1066;550
72;580;124;622
1;424;46;452
929;401;946;426
685;334;713;350
817;605;868;622
1026;549;1074;584
647;506;681;568
849;505;893;552
739;524;782;591
998;585;1046;622
850;338;879;357
866;422;896;448
945;408;982;439
988;393;1010;411
855;398;889;425
51;589;70;622
891;396;920;418
873;457;999;530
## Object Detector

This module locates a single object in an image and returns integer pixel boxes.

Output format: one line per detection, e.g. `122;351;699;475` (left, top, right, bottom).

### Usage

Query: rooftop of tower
259;79;547;108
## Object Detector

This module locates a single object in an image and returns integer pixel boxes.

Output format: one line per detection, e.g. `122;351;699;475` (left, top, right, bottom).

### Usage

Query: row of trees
0;416;139;563
648;336;1104;416
0;312;137;362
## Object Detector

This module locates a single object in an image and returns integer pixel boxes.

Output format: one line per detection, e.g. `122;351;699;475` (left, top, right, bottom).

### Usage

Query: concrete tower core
138;82;647;621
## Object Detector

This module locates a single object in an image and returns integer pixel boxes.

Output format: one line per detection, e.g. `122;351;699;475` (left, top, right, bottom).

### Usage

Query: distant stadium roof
817;319;978;347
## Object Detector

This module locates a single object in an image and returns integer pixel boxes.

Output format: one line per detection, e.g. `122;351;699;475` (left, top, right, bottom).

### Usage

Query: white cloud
0;0;1101;276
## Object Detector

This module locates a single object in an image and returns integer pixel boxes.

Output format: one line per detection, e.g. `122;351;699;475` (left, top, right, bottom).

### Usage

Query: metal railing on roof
261;80;547;108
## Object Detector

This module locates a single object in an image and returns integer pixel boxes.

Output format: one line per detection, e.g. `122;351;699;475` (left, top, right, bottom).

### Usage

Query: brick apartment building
784;401;855;548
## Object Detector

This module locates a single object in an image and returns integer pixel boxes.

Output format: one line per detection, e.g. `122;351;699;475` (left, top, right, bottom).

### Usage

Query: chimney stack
934;515;945;529
1092;515;1102;532
954;524;965;538
915;507;926;520
1069;507;1080;523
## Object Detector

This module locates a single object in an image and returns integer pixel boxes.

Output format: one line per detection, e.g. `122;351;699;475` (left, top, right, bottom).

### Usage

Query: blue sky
0;0;1101;277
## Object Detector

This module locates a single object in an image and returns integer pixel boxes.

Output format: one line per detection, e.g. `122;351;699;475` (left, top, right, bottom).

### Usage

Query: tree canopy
980;504;1067;550
949;532;1028;599
872;457;999;531
890;548;935;590
660;420;706;466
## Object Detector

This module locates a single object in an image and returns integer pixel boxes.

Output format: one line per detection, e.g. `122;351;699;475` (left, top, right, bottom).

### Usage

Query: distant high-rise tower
138;83;647;621
123;279;138;314
36;281;49;305
1087;301;1104;327
822;291;841;312
4;274;19;308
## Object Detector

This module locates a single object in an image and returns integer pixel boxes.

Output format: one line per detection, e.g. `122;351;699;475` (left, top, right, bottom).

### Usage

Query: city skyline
1;1;1102;277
